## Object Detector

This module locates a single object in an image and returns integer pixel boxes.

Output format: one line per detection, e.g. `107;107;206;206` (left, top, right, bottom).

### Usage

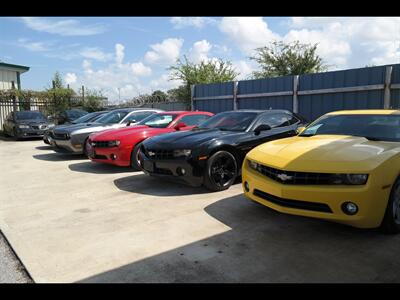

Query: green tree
151;90;168;102
52;71;64;89
250;40;327;79
168;56;239;103
82;89;106;112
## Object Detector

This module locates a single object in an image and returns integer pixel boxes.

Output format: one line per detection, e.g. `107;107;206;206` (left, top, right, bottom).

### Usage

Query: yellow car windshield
300;114;400;142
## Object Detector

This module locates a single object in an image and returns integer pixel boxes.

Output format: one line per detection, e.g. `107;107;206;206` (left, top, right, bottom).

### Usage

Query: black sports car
139;110;307;191
2;110;55;140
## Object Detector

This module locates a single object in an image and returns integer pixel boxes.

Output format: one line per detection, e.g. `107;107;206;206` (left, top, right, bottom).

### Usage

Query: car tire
3;125;9;137
203;150;238;192
380;177;400;234
130;142;143;171
13;128;20;141
83;138;90;158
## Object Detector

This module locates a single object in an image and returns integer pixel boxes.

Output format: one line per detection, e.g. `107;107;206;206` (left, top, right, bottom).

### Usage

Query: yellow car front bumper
242;162;391;229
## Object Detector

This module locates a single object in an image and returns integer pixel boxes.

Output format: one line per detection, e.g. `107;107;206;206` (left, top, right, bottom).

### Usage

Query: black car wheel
130;142;143;171
83;138;90;158
13;128;20;140
3;125;9;137
381;177;400;234
204;150;238;192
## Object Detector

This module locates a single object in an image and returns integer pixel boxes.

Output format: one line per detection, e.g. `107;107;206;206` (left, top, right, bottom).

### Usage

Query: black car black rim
209;154;236;188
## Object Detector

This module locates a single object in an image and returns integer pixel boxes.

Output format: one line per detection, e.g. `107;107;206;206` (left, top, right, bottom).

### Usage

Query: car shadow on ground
35;145;53;150
113;174;215;196
68;161;135;174
0;133;42;142
78;194;400;283
33;153;86;162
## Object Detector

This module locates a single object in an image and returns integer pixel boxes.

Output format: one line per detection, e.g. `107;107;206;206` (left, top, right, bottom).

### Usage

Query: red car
86;111;214;170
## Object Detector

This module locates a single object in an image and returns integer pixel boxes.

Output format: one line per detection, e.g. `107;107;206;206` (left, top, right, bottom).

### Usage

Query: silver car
49;108;163;155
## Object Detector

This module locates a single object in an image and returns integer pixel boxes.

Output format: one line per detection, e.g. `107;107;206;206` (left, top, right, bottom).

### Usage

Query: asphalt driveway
1;137;400;283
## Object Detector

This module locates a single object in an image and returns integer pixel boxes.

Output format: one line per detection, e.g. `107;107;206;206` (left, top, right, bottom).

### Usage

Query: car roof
327;109;400;116
220;109;293;114
155;111;212;115
111;108;163;113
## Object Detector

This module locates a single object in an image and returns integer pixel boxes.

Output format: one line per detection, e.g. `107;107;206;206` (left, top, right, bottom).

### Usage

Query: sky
1;17;399;103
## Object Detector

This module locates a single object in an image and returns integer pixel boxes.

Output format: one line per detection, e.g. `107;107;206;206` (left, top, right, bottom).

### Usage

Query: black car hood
145;128;247;149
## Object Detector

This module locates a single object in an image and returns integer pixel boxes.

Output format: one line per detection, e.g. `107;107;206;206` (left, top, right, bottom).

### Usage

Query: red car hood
90;125;177;143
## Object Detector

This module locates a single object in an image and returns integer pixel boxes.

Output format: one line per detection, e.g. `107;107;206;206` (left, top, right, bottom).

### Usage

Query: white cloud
131;62;152;76
285;17;400;69
232;60;256;80
79;47;113;61
115;43;125;65
64;73;77;85
189;40;212;63
17;38;53;52
144;38;184;65
149;73;182;92
219;17;280;55
21;17;106;36
170;17;216;29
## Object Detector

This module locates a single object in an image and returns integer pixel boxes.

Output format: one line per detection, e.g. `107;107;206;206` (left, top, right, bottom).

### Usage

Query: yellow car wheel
381;177;400;234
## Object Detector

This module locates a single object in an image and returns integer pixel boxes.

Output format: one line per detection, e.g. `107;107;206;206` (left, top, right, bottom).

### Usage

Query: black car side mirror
254;124;271;135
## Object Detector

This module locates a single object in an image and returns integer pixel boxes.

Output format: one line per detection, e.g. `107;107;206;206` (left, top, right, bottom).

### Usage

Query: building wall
0;69;18;90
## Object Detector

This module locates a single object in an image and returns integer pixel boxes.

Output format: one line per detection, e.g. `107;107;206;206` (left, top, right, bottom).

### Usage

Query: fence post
293;75;299;113
233;81;238;110
384;66;393;109
52;80;56;115
11;81;17;112
190;85;195;111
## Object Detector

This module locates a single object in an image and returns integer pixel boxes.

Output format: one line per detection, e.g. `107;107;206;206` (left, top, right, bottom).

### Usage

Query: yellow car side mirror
296;126;306;134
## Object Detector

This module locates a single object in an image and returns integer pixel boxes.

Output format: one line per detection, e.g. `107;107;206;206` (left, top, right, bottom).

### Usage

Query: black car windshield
198;111;258;131
299;114;400;142
138;114;177;128
66;110;87;119
72;112;104;124
15;111;46;121
95;111;129;124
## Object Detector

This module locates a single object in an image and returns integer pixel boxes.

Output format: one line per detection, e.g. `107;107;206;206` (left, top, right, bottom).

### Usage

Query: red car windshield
138;114;178;128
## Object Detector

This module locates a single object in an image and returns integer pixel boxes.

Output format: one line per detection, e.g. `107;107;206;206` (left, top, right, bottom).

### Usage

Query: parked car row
5;107;400;234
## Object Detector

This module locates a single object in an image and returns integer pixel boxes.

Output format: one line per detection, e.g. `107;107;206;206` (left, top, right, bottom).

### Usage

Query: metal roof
0;62;30;73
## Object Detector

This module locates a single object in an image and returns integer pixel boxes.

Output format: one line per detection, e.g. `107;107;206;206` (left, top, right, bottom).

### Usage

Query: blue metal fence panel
192;64;400;120
299;65;386;90
298;66;386;120
390;64;400;109
193;82;234;113
299;91;383;121
237;76;293;110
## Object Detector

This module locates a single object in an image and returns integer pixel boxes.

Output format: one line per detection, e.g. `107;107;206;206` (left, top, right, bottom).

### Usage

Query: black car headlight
330;174;368;185
248;159;260;171
108;140;121;147
173;149;191;158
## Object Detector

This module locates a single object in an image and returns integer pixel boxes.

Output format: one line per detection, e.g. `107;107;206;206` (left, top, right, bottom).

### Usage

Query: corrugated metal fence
192;64;400;121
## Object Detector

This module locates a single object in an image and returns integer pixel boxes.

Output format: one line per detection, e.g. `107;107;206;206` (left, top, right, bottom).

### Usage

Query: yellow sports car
242;110;400;233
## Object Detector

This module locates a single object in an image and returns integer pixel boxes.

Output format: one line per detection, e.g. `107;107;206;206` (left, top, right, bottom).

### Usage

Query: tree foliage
250;40;327;79
168;56;239;103
52;71;64;89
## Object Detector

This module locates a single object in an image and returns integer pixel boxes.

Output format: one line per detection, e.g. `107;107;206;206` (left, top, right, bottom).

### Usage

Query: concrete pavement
1;137;400;283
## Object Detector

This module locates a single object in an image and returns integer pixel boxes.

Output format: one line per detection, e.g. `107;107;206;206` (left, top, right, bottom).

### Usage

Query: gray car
49;108;163;155
43;111;108;145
